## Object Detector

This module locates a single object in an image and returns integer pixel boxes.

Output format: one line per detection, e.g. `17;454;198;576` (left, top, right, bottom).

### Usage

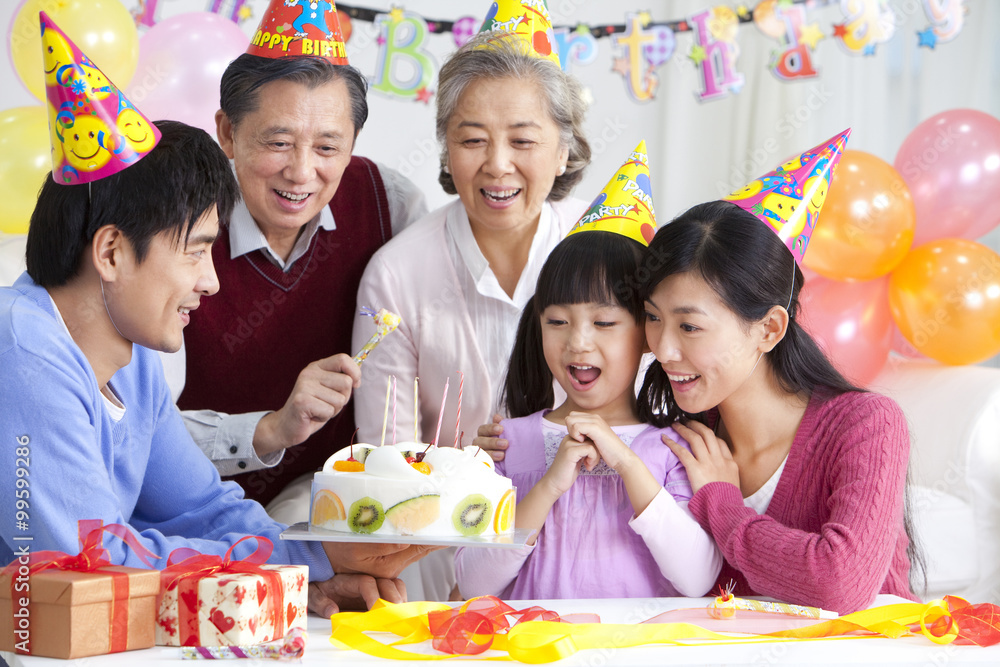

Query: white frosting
311;443;514;537
364;446;429;481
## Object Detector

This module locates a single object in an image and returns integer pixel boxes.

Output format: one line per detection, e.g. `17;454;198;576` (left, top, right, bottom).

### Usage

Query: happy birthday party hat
478;0;560;65
246;0;349;65
566;141;657;246
40;12;161;185
723;128;851;264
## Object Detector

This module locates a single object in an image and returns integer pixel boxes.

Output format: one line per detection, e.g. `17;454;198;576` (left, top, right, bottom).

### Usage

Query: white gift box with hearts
155;564;308;647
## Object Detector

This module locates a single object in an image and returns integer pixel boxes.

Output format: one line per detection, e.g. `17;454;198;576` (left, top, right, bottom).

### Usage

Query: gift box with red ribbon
0;520;161;659
155;536;307;647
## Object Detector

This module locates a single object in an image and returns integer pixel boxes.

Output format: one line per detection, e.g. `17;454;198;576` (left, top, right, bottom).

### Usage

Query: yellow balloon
0;106;51;235
10;0;139;103
888;239;1000;365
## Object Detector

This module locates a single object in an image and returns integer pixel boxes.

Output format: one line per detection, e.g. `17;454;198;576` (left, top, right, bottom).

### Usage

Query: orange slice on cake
311;490;346;526
493;489;515;533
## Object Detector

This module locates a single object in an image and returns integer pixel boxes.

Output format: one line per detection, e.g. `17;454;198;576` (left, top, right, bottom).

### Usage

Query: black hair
26;120;240;288
219;53;368;136
502;231;646;418
636;200;859;427
636;199;926;596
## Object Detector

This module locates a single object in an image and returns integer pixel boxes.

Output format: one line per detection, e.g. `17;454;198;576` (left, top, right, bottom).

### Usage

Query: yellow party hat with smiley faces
40;12;160;185
722;129;851;264
566;141;658;246
478;0;560;65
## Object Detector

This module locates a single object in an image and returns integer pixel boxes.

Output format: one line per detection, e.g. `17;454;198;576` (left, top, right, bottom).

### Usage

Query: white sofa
2;232;998;604
871;357;1000;605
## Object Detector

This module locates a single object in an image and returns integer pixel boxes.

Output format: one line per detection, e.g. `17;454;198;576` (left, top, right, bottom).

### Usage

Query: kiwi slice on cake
348;496;385;534
452;494;492;536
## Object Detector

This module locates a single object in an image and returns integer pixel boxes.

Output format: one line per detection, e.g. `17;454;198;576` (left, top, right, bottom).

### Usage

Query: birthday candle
414;377;419;442
453;371;464;448
433;378;449;446
392;376;397;446
380;376;391;447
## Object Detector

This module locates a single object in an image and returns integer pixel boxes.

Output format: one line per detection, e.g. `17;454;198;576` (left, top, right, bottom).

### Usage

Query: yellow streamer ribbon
329;598;971;663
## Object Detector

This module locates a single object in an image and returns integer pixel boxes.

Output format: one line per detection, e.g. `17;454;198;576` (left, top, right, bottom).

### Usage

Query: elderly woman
352;33;591;599
355;33;589;460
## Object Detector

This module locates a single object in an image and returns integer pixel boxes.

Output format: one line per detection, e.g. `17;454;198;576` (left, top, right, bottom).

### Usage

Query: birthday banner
131;0;967;104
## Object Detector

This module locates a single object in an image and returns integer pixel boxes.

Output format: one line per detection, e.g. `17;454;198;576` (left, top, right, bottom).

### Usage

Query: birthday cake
310;444;516;537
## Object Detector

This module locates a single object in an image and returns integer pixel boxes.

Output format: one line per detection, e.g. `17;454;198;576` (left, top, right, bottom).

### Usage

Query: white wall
3;0;999;362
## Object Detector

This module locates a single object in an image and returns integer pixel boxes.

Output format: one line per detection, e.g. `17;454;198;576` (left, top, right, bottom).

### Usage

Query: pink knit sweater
688;389;918;614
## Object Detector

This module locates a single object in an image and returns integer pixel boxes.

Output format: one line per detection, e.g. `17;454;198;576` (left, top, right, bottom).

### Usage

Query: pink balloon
126;12;249;136
894;109;1000;246
798;276;892;387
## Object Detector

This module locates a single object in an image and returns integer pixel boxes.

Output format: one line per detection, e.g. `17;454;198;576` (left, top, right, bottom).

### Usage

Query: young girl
454;230;722;600
638;198;922;614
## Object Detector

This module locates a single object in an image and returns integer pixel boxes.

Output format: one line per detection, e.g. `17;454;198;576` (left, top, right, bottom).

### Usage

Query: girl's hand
472;414;507;462
543;434;599;497
665;420;740;495
564;411;634;472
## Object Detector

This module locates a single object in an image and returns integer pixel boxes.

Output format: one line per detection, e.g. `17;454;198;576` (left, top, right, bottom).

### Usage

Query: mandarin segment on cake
310;443;515;537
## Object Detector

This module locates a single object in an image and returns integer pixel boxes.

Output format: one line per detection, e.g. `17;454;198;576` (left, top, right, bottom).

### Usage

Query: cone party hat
246;0;349;65
40;12;161;185
722;129;851;264
478;0;560;65
566;141;657;246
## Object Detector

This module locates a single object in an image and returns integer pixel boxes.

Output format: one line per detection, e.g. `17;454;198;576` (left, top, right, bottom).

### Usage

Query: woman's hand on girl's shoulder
564;411;632;472
472;413;508;462
665;420;740;495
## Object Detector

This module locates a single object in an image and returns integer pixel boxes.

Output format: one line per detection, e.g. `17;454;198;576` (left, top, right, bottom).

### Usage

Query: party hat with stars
478;0;560;65
566;141;657;246
722;129;851;264
246;0;349;65
40;12;161;185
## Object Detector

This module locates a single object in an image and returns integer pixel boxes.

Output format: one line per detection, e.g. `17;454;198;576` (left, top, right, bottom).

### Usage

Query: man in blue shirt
0;120;428;616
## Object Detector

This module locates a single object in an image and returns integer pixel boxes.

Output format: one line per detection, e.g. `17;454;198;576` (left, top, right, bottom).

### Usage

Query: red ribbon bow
160;536;285;646
4;519;160;655
427;595;597;655
921;596;1000;647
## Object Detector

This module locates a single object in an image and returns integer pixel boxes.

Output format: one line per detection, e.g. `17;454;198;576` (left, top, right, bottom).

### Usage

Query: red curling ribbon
3;519;160;654
425;595;594;655
921;596;1000;647
160;536;285;646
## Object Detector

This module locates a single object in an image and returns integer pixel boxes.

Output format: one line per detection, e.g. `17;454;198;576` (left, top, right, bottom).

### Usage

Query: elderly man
170;1;427;516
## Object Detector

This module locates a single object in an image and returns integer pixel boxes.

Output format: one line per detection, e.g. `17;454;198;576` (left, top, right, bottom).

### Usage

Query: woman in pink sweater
638;200;922;614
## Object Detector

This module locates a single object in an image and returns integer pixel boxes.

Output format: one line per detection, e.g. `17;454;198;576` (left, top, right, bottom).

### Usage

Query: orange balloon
888;239;1000;365
805;150;915;282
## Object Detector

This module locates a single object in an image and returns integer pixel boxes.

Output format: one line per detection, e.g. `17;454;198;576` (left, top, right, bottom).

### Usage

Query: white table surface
4;595;999;666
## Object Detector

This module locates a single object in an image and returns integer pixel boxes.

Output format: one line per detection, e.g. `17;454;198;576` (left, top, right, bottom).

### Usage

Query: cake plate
280;522;533;549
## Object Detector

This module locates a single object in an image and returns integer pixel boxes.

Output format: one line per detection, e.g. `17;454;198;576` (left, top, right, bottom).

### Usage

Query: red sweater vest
178;156;393;505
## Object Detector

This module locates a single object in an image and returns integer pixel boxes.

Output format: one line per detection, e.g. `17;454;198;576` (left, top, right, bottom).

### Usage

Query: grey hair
435;32;590;201
219;54;368;137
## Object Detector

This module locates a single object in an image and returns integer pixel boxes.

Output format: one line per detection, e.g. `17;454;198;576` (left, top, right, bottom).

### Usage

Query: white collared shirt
227;160;424;269
444;202;566;412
